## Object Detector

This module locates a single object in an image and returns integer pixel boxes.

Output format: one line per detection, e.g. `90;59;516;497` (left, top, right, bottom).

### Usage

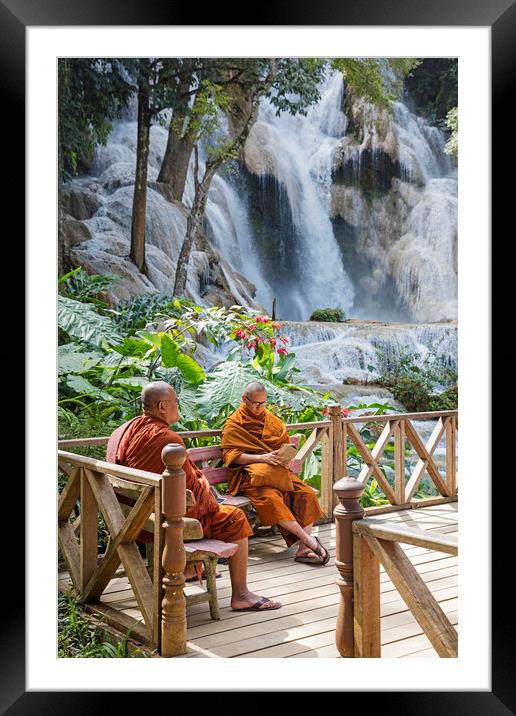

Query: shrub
309;307;346;322
375;349;457;413
58;592;147;658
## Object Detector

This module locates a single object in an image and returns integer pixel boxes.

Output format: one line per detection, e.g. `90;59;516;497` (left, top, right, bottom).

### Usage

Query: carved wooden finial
161;444;187;470
333;476;365;502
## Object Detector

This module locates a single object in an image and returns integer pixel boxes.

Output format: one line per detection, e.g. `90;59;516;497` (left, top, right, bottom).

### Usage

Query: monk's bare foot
296;546;319;560
296;535;328;563
230;591;282;611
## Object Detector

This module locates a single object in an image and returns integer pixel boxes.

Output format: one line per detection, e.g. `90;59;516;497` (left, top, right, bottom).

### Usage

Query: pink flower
280;337;289;344
341;409;352;418
322;408;329;416
271;322;281;329
277;348;288;356
270;338;277;346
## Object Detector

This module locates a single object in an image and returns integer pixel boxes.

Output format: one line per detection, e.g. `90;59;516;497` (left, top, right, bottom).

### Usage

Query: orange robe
112;414;252;544
221;404;324;547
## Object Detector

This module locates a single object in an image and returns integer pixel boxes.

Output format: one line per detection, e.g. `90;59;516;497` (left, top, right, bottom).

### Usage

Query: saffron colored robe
221;404;324;547
109;415;252;544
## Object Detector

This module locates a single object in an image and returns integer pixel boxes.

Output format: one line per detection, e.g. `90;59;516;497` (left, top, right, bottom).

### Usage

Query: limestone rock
61;215;93;247
60;188;101;220
243;122;280;180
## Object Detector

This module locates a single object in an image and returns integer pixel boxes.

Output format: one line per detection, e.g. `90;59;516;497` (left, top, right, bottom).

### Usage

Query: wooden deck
59;501;458;658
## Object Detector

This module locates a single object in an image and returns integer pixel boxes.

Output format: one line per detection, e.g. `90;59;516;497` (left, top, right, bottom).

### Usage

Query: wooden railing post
333;476;365;657
329;404;345;511
160;444;187;657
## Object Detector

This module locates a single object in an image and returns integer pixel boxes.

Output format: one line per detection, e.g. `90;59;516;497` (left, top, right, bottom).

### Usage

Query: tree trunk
157;60;195;201
172;60;276;297
157;125;195;202
130;87;151;274
172;150;216;296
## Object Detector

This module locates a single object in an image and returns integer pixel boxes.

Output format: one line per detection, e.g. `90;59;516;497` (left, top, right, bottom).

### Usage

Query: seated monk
106;381;282;613
221;381;330;565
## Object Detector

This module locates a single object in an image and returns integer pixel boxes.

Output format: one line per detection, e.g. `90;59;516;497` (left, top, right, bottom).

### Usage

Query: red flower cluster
255;316;270;324
234;329;248;339
280;337;289;344
245;341;257;350
271;322;281;329
321;408;352;417
277;348;288;356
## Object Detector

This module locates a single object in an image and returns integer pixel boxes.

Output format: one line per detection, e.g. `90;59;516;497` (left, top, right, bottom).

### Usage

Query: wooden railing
58;445;190;656
58;405;458;656
332;476;458;658
58;406;458;519
336;408;458;513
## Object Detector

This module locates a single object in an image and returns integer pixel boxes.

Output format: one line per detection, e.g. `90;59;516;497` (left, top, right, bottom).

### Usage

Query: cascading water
63;63;457;414
239;71;355;320
237;69;458;323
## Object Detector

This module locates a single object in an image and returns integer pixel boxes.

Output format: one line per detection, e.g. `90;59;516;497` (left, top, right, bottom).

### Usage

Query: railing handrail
57;411;457;448
341;409;457;424
57;420;333;448
353;517;458;555
58;407;458;516
58;450;163;486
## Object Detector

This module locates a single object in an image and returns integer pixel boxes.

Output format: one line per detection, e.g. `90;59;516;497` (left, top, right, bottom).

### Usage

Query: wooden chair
108;476;232;621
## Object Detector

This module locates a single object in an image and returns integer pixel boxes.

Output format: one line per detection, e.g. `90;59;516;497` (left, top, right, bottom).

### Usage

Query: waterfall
282;320;457;387
238;70;458;323
239;71;355;320
66;63;457;326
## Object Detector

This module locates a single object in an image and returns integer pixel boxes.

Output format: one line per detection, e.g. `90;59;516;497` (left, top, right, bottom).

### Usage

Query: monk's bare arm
233;451;286;466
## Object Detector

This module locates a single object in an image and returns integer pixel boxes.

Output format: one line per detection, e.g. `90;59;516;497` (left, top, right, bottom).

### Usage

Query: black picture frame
8;0;511;712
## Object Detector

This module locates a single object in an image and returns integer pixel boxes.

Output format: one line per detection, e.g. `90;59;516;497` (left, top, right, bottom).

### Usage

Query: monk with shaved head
221;382;329;565
107;381;282;613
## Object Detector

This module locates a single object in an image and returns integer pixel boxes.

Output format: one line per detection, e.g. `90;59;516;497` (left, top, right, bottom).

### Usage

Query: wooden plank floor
59;502;458;658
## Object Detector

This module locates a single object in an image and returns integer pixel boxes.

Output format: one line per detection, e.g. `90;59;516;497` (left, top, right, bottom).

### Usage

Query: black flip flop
232;596;282;612
294;550;322;564
312;536;330;565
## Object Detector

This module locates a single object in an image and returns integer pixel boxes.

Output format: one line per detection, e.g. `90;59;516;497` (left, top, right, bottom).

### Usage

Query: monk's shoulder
153;423;185;447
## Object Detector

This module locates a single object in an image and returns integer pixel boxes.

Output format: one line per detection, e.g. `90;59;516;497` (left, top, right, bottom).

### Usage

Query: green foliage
160;334;206;384
428;384;458;412
332;58;421;109
58;267;120;309
309;307;346;323
359;478;390;508
112;293;188;333
269;59;326;116
58;59;133;180
404;58;458;125
444;106;458;157
374;349;458;413
58;592;147;658
190;80;226;133
58;296;124;348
